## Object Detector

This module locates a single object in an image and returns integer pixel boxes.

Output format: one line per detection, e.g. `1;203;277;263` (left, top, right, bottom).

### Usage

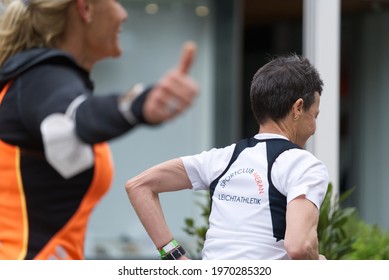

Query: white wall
85;0;214;259
351;11;389;229
303;0;341;191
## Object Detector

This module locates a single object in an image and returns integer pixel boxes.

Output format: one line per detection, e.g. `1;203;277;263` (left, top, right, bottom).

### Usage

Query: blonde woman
0;0;198;260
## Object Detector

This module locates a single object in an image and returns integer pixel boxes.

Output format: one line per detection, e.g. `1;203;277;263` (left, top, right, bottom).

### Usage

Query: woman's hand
142;41;199;124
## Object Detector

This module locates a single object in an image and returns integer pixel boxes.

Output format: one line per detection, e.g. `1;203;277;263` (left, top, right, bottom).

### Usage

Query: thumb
177;41;197;74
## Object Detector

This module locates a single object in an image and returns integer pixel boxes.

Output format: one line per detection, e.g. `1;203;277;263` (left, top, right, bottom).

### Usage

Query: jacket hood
0;48;82;83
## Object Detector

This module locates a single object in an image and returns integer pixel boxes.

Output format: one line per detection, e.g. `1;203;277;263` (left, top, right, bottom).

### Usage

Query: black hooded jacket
0;48;148;259
0;48;147;149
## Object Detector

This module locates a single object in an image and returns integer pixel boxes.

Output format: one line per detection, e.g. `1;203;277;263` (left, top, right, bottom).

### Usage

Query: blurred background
86;0;389;259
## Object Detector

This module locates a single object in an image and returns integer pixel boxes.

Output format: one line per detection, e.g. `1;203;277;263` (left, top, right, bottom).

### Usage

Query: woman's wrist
158;239;186;260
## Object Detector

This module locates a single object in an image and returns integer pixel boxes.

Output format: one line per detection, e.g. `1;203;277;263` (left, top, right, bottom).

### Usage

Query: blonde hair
0;0;73;66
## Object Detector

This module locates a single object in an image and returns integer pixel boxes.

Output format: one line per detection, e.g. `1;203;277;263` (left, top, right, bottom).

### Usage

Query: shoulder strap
0;81;12;105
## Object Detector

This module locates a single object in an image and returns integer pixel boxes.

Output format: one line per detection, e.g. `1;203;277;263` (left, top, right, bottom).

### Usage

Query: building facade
85;0;389;259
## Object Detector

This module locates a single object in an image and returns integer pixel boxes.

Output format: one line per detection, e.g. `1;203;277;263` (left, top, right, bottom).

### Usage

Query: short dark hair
250;54;323;124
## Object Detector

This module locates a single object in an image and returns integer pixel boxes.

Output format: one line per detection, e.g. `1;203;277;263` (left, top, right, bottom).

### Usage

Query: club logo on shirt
217;193;261;205
253;171;265;194
219;168;265;196
219;168;254;188
216;168;265;205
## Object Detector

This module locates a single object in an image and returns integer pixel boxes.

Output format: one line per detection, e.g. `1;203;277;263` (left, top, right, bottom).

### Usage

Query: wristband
161;245;186;260
118;83;144;125
158;239;179;256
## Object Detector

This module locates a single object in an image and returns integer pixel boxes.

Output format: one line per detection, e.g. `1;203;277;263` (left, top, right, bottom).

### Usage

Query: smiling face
84;0;128;61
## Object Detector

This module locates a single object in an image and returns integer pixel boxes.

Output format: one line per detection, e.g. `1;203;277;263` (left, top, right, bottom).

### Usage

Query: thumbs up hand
177;41;197;75
142;42;199;124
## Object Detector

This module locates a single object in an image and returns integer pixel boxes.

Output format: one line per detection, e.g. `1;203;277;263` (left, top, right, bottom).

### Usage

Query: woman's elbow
125;177;141;199
285;239;318;260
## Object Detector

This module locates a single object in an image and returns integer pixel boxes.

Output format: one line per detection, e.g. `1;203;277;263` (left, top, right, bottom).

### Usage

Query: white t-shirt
181;134;329;260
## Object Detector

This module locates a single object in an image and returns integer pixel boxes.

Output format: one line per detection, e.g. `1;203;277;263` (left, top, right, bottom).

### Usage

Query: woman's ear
75;0;94;23
292;98;304;120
